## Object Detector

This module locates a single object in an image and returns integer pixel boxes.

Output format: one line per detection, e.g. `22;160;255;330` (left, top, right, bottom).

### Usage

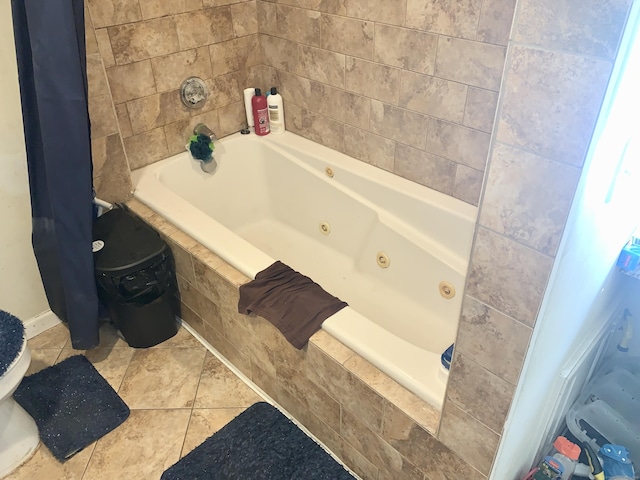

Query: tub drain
376;252;390;268
439;281;456;299
319;222;331;235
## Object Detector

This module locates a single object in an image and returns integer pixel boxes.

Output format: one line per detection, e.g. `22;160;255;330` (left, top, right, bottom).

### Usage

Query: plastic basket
566;368;640;471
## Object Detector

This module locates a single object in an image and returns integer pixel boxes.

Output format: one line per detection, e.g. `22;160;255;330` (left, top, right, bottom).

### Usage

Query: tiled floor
6;322;265;480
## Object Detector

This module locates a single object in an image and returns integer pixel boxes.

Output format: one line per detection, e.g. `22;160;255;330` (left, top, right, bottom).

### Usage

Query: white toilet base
0;339;40;478
0;396;40;477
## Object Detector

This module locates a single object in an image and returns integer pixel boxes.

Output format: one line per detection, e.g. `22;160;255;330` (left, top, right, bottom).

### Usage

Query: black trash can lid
93;208;168;274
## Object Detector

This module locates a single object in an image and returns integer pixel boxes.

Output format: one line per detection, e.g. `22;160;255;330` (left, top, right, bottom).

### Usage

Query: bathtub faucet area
191;124;217;173
194;123;216;142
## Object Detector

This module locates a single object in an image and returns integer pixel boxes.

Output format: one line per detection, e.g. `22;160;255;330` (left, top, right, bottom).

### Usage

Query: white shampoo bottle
243;87;255;129
267;87;285;134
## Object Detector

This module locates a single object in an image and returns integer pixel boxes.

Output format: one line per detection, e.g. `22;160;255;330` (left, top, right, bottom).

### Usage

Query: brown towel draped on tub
238;261;348;349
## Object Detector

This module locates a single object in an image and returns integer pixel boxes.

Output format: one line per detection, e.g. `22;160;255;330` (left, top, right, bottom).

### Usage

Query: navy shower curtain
11;0;99;349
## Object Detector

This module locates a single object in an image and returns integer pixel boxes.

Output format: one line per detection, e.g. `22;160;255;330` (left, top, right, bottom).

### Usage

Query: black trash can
93;208;179;348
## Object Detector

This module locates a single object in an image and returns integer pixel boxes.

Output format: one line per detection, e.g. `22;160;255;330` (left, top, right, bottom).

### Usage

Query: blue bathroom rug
14;354;130;461
161;402;356;480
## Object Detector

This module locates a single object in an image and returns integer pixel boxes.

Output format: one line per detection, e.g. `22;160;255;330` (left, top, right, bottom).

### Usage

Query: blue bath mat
161;402;355;479
14;354;130;461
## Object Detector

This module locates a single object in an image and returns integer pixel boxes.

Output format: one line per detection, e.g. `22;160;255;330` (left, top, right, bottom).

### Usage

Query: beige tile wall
127;199;486;480
86;0;511;206
258;0;514;206
85;3;133;202
443;0;632;474
85;0;264;202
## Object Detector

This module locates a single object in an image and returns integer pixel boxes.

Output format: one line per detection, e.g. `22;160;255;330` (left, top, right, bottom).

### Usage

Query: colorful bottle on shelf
533;456;563;479
251;88;270;136
552;436;580;480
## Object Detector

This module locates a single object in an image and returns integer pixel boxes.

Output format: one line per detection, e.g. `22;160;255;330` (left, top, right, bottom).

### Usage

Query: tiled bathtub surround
84;0;264;202
81;0;636;477
258;0;512;206
85;4;133;204
445;0;632;475
126;199;485;480
85;0;511;206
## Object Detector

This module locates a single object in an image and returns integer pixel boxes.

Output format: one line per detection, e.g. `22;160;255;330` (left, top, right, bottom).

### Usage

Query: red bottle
251;88;270;136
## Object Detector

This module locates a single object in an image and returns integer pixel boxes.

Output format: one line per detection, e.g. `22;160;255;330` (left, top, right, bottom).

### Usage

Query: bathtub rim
132;131;478;276
130;131;477;410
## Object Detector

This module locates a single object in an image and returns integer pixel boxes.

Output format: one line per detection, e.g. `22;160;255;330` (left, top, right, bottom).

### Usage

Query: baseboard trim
24;310;62;340
178;319;363;480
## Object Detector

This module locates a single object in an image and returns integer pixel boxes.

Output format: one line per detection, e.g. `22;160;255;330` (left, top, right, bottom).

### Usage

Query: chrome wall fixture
180;77;208;109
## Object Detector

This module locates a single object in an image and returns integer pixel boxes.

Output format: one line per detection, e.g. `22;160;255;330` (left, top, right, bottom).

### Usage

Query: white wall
0;2;49;320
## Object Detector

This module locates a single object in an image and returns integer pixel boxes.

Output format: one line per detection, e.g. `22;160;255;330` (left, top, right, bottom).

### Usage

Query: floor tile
56;347;135;392
95;322;130;349
82;409;191;480
118;347;206;409
27;323;70;350
12;323;289;480
3;442;95;480
150;326;203;349
181;407;246;458
26;348;62;376
194;352;263;408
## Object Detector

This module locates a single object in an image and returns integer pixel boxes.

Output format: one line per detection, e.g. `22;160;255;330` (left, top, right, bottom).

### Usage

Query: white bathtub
132;131;477;410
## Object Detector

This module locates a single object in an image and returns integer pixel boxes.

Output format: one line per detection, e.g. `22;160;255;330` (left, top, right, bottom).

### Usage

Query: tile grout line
26;322;361;478
79;443;99;480
177;407;196;461
110;348;135;394
177;345;208;459
179;320;364;480
81;329;136;480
